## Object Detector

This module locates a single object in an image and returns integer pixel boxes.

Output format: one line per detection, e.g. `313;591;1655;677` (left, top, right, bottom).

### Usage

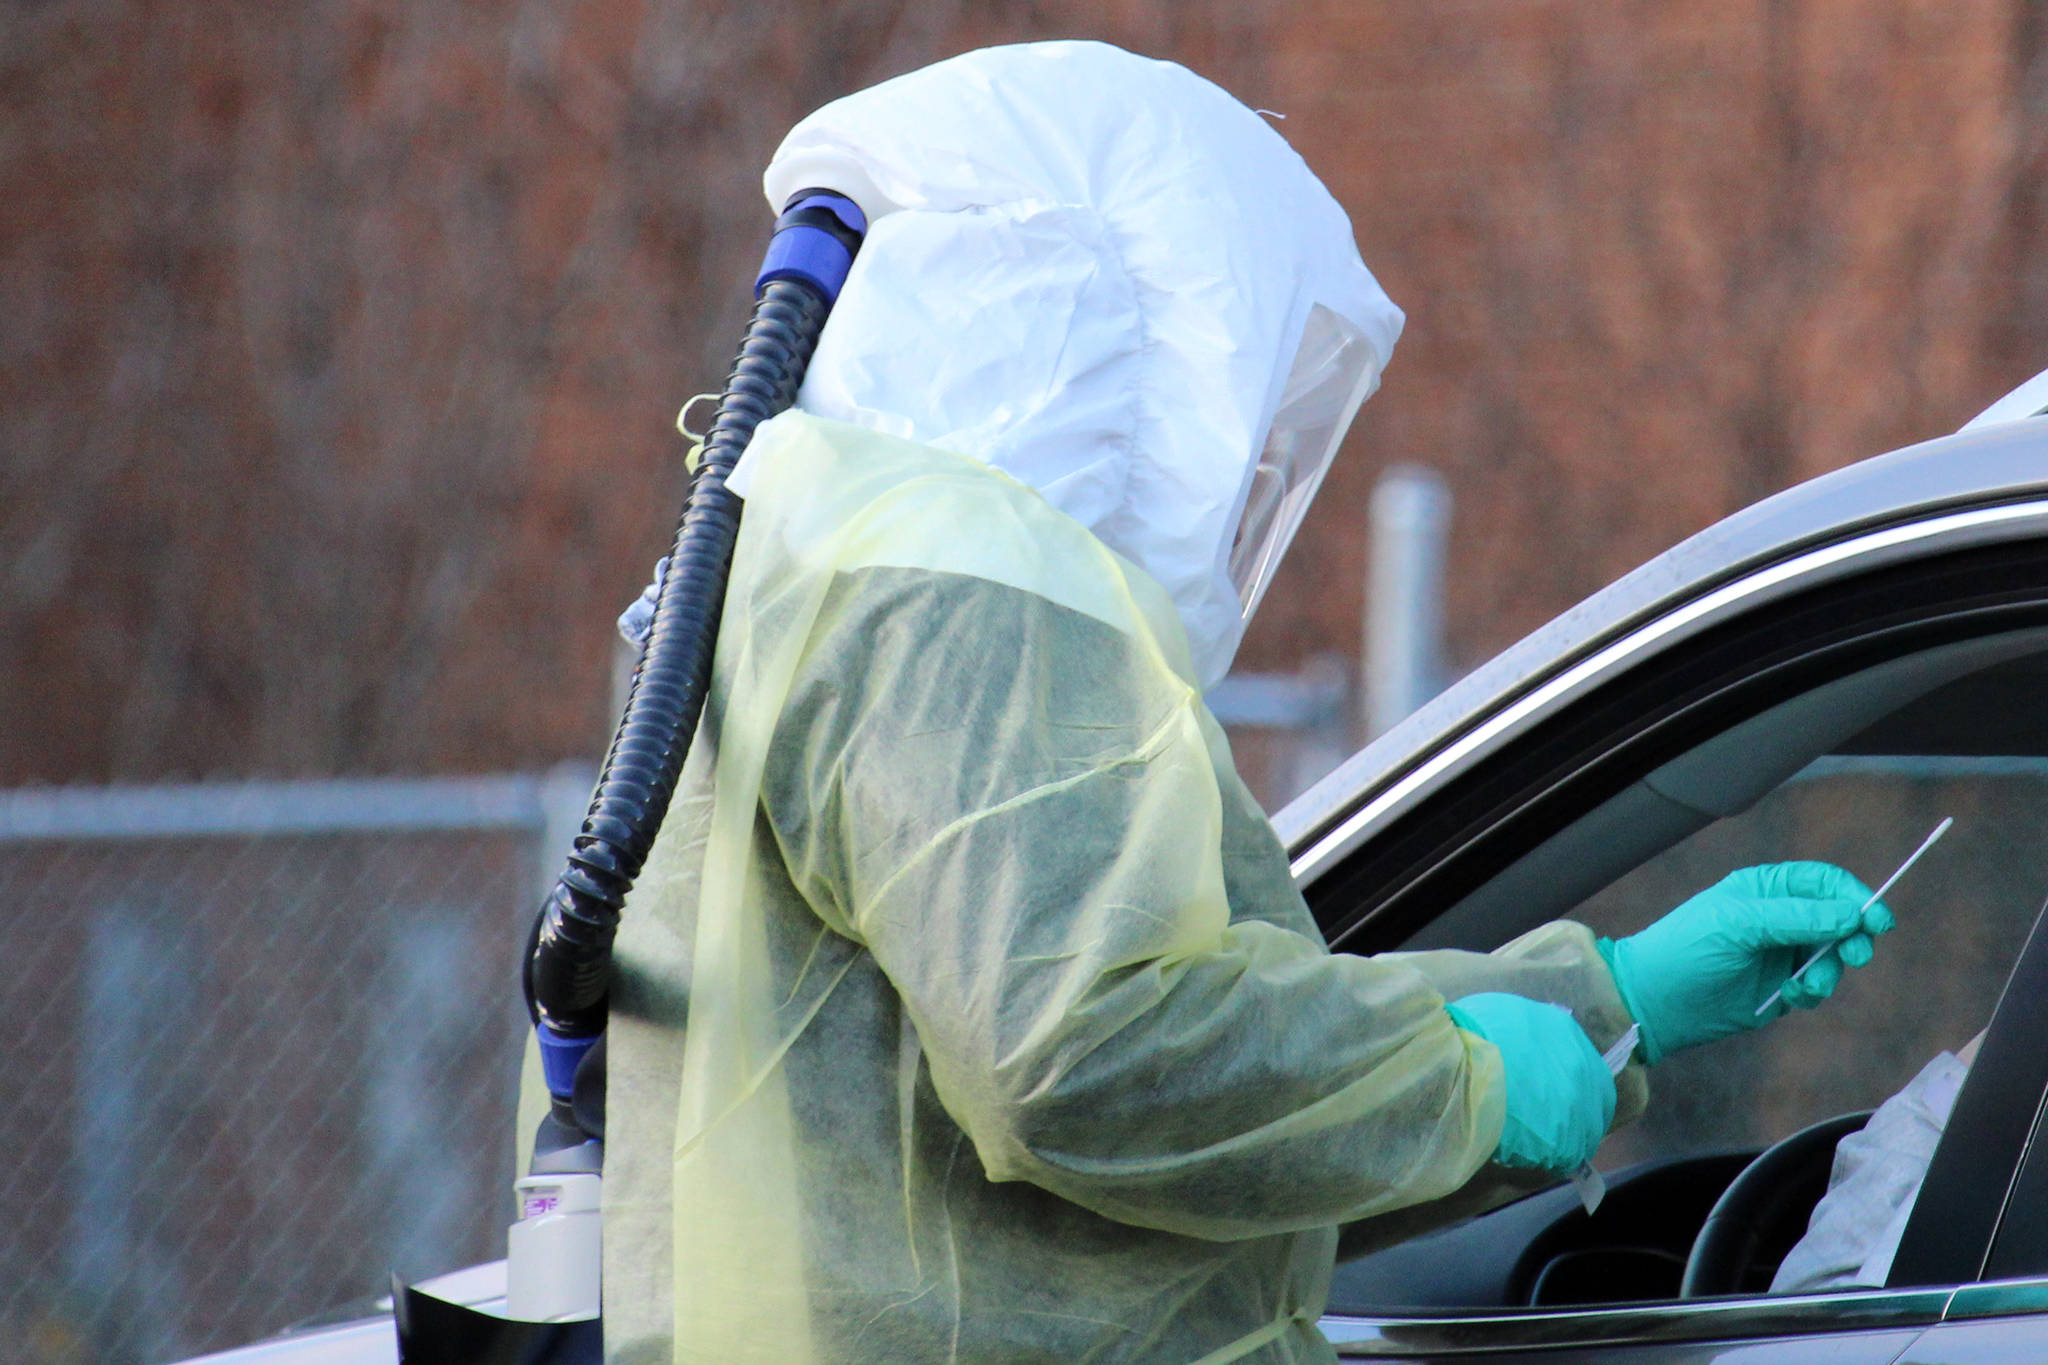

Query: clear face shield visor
1226;304;1379;622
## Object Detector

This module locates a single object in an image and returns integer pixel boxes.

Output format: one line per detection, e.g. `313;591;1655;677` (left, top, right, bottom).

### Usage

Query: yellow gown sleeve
766;567;1509;1241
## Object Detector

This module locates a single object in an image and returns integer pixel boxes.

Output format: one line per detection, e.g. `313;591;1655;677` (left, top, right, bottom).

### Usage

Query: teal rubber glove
1597;861;1894;1064
1446;992;1617;1173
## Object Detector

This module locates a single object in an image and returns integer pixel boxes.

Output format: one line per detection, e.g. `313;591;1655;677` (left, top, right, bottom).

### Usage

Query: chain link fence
0;718;1382;1365
0;772;590;1365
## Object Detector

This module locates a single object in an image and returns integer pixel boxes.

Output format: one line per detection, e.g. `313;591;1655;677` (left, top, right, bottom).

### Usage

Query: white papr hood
760;40;1404;688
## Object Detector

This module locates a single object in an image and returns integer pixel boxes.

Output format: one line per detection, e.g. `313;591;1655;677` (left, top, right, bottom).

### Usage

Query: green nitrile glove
1446;992;1617;1173
1596;861;1895;1064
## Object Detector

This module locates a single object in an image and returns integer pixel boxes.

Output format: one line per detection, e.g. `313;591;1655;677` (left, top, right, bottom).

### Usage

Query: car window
1564;753;2031;1170
1570;704;2048;1177
1327;639;2048;1321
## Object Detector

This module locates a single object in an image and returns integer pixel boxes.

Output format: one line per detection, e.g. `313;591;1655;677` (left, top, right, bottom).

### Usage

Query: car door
1281;420;2048;1361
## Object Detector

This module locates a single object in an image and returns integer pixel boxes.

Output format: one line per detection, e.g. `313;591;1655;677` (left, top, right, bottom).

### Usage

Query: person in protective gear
597;41;1894;1364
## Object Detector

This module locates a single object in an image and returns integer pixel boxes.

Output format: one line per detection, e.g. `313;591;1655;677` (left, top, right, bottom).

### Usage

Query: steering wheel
1679;1110;1872;1298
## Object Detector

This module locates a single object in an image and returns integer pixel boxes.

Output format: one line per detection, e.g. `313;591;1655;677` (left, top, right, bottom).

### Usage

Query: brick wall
5;1;2045;786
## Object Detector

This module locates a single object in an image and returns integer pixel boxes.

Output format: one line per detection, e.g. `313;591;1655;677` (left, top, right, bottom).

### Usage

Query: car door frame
1320;1273;2048;1359
1318;1282;1950;1357
1293;498;2048;952
1288;494;2048;1355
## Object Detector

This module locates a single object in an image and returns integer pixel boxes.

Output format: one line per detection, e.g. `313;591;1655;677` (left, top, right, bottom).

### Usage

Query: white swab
1600;1023;1643;1076
1568;1022;1642;1214
1752;816;1952;1019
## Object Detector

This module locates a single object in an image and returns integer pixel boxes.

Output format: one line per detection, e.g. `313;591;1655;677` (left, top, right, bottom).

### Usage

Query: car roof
1274;414;2048;857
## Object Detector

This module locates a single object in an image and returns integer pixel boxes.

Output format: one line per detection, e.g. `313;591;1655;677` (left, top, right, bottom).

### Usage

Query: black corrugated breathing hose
524;192;866;1131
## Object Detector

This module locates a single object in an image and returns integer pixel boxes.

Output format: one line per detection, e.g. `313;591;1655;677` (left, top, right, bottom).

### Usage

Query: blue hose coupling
536;1023;600;1102
755;189;868;303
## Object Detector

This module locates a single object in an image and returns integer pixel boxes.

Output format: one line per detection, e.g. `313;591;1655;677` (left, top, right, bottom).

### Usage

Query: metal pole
1363;465;1451;738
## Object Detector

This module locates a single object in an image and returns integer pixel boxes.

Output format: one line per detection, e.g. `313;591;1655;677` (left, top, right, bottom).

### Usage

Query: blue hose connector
755;190;868;304
537;1023;600;1102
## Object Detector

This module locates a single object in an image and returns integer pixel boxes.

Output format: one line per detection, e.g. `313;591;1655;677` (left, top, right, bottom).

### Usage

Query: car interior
1324;624;2048;1317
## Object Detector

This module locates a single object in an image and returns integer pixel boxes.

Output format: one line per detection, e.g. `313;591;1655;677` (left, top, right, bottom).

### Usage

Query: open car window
1576;734;2046;1181
1326;624;2048;1323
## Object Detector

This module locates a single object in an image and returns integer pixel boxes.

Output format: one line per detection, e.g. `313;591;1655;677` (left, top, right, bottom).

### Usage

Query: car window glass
1573;748;2048;1182
1330;639;2048;1317
1548;642;2048;1236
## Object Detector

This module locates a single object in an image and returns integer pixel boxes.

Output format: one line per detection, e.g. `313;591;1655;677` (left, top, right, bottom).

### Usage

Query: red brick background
5;2;2045;791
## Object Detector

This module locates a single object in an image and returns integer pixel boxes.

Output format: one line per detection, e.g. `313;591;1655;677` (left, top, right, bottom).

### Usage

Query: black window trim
1316;1281;1955;1357
1292;501;2048;905
1317;1268;2048;1358
1300;507;2048;956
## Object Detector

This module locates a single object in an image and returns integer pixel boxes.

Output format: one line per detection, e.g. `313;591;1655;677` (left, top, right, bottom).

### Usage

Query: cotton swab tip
1751;817;1950;1017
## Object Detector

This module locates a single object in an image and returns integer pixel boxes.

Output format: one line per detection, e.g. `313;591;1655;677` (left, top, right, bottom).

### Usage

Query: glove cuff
1444;994;1615;1172
1594;937;1662;1065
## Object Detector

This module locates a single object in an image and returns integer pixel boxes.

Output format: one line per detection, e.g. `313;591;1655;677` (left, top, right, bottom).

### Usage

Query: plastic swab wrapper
1568;1022;1641;1214
1752;816;1951;1019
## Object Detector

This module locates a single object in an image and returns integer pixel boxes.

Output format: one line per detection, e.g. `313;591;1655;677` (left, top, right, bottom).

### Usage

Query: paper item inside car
1568;1022;1641;1215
